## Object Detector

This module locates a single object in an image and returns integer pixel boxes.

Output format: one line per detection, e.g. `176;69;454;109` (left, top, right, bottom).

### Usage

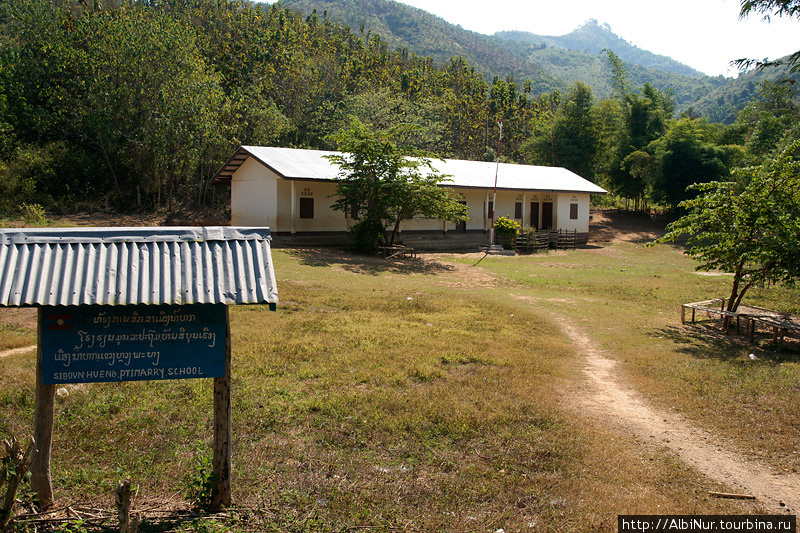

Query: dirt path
0;345;36;358
558;318;800;513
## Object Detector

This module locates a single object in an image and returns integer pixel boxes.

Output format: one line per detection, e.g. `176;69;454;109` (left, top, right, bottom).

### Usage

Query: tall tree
733;81;800;160
648;118;731;209
438;57;489;159
520;92;560;167
553;82;598;179
325;118;468;252
521;83;599;180
602;51;674;208
654;140;800;318
3;0;225;208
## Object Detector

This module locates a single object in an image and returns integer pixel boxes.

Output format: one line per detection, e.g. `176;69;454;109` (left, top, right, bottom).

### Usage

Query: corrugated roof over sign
211;146;607;195
0;227;278;307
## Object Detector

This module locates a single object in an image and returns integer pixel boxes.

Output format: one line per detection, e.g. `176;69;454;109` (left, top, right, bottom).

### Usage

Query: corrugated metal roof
0;227;278;307
212;146;607;195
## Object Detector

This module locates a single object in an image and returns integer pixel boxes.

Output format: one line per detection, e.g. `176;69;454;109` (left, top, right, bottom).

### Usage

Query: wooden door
455;201;467;233
530;202;540;230
542;202;553;230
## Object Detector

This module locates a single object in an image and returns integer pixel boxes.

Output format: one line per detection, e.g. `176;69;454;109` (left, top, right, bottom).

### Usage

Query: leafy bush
19;203;47;227
183;450;218;511
493;215;520;249
518;226;536;240
348;218;387;254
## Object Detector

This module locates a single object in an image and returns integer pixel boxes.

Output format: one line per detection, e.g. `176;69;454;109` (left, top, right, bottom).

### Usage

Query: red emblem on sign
46;314;74;330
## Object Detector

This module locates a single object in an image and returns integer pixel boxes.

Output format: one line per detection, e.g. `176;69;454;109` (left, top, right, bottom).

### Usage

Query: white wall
276;180;348;233
461;189;490;231
399;188;488;232
231;158;277;228
397;188;523;232
230;160;595;235
556;193;591;233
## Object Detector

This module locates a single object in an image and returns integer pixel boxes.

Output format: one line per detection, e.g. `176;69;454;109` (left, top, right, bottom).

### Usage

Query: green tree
438;57;489;159
325;118;469;252
620;149;656;209
604;49;632;102
522;83;599;180
649;118;731;209
334;87;445;153
3;0;225;208
519;91;560;167
592;97;624;182
603;51;674;209
654;140;800;318
733;81;800;161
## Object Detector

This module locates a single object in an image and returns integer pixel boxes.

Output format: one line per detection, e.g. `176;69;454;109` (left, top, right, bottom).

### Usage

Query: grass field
0;210;797;532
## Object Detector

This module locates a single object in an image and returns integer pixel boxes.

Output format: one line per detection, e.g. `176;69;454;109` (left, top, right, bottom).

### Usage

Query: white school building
212;146;607;246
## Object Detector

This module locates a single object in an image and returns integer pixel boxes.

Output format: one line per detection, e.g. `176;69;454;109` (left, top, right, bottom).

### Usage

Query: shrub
493;215;520;249
183;450;218;511
19;203;47;227
348;217;386;254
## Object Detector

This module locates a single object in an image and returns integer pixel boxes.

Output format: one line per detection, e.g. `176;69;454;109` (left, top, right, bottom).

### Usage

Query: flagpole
489;121;503;246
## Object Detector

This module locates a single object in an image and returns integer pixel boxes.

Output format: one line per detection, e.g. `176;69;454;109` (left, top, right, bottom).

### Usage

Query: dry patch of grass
462;238;800;475
0;242;767;532
0;308;37;352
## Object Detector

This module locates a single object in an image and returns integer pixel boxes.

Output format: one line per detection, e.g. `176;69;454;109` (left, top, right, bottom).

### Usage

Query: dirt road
560;318;800;513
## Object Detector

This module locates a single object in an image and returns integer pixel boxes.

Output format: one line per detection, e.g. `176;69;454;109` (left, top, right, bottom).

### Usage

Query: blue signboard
41;304;227;385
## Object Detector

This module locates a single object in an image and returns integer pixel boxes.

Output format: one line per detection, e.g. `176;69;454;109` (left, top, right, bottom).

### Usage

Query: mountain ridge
270;0;564;92
271;0;795;122
493;19;705;79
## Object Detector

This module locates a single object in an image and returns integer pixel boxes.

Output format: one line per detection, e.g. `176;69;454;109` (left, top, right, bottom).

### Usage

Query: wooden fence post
211;305;232;511
31;308;55;509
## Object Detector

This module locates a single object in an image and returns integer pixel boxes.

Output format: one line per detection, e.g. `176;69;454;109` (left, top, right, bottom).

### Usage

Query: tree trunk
98;136;124;205
723;259;751;330
389;219;402;246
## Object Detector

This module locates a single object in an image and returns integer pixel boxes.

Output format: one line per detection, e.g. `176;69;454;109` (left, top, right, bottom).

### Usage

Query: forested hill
1;0;796;218
493;26;728;110
494;20;704;78
267;0;566;94
273;0;732;112
692;62;800;123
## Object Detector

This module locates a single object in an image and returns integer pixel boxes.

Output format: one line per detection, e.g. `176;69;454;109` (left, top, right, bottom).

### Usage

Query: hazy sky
396;0;797;77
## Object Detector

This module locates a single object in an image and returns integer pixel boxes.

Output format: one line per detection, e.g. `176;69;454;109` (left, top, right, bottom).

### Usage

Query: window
487;201;494;219
569;203;579;220
514;202;522;219
300;197;314;219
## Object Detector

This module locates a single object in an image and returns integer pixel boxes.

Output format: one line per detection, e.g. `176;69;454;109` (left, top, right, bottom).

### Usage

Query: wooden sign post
0;226;278;514
212;306;232;510
30;303;233;510
31;309;55;509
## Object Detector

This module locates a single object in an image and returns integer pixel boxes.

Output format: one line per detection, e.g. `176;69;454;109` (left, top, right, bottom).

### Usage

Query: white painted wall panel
231;158;277;228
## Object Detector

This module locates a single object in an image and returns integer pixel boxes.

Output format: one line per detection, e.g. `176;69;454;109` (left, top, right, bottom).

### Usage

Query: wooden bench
748;316;800;352
682;298;727;323
682;298;790;336
378;245;416;260
681;299;739;333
